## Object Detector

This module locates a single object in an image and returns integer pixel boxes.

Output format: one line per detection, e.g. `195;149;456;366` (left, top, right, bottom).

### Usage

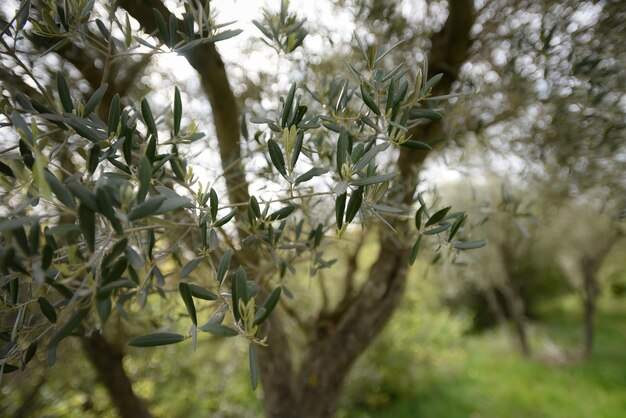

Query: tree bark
499;244;531;357
260;238;408;418
82;333;153;418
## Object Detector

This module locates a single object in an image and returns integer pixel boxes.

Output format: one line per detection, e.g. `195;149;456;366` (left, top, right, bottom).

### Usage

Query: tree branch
118;0;251;223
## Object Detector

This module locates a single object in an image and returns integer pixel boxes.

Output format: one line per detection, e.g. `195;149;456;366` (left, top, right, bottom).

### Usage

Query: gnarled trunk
260;240;408;418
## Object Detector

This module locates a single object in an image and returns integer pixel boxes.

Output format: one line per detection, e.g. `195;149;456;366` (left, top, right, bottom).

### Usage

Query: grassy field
348;299;626;418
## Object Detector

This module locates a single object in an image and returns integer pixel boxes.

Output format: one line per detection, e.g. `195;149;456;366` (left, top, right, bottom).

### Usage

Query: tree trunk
499;244;531;357
483;285;507;326
81;333;153;418
580;257;598;359
261;239;408;418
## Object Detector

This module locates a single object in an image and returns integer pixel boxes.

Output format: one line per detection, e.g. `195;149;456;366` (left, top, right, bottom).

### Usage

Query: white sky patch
157;0;355;77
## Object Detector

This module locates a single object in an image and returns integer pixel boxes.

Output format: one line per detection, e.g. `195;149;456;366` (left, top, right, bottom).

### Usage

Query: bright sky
158;0;356;78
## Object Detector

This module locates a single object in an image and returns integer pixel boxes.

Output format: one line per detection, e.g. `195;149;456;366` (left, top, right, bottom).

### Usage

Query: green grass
348;300;626;418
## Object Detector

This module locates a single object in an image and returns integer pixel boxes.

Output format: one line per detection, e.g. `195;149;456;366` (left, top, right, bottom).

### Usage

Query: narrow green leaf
392;80;409;110
180;257;203;279
188;284;218;301
385;77;396;112
409;236;422;265
97;279;136;296
83;84;108;117
266;204;296;222
345;187;364;224
353;30;369;63
108;94;121;134
415;206;424;230
102;237;128;267
200;322;238;336
352;143;389;172
65;116;107;142
168;13;178;47
290;131;303;168
249;196;261;219
24;341;37;365
12;111;33;144
294;167;328;185
41;244;53;269
141;99;157;137
88;144;100;174
424;223;451;235
179;283;197;325
240;112;249;140
281;83;296;127
173;87;182;136
336;130;348;174
253;286;281;325
408;108;443;121
128;332;185;347
422;73;443;96
209;29;243;43
252;20;273;39
209;188;218;222
96;187;123;235
231;267;248;322
360;84;381;115
352;172;397;186
154;196;193;214
425;206;451;227
44;170;76;210
0;161;14;177
97;297;112;325
147;229;155;261
216;250;232;285
351;143;365;164
12;225;29;255
78;204;96;252
56;72;73;112
37;297;57;324
137;156;152;203
249;116;275;124
335;192;347;229
0;216;40;233
127;195;166;221
214;208;237;227
448;213;467;242
95;18;110;39
1;364;19;375
153;8;169;45
16;0;31;30
28;221;40;255
267;139;287;177
249;343;260;390
452;239;487;250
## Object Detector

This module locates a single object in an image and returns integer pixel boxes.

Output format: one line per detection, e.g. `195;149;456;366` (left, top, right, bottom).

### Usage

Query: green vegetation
347;298;626;418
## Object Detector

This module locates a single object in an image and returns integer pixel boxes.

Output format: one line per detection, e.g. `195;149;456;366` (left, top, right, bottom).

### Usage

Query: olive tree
0;1;480;417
